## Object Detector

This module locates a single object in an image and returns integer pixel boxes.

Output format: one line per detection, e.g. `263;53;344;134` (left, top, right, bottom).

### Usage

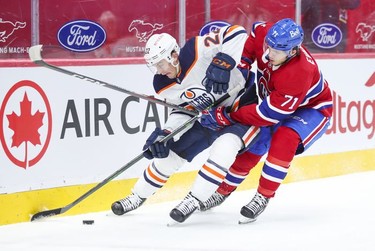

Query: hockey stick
30;85;242;221
28;45;198;117
30;115;197;222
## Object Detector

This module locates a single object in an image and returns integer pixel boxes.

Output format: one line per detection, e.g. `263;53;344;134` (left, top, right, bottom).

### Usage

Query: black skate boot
169;192;200;223
111;192;146;216
239;192;270;224
199;191;228;212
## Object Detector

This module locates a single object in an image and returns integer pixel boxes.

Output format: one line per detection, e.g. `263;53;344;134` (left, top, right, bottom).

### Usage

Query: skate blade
238;216;257;224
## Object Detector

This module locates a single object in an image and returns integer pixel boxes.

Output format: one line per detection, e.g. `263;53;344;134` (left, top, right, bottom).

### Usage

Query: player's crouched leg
170;133;244;223
112;151;186;216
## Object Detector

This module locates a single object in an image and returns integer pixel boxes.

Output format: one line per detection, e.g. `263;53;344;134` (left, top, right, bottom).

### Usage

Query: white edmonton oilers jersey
152;25;248;133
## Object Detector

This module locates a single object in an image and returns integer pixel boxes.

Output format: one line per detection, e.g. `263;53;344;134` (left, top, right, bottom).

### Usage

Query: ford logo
57;20;106;52
311;23;342;49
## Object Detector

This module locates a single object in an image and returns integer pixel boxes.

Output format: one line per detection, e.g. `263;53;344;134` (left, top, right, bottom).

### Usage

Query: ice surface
1;171;374;251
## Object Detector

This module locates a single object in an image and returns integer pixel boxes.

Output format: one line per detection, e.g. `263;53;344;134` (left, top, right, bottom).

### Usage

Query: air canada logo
0;80;52;169
128;20;163;42
0;18;27;43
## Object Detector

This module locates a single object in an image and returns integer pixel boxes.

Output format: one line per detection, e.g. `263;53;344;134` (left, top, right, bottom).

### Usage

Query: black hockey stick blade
29;150;146;222
31;208;62;221
28;45;198;116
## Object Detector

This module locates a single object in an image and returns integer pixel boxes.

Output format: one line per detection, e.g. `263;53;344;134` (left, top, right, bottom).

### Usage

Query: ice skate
111;192;146;216
169;192;200;223
199;191;228;212
238;192;269;224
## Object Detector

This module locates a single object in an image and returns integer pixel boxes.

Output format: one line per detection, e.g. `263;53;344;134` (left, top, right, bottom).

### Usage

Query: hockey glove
142;128;173;159
203;52;236;95
237;57;255;89
200;106;235;130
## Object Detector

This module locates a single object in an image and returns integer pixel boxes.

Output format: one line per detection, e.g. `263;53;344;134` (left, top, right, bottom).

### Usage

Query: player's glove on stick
237;57;255;89
143;128;173;159
200;106;235;130
203;52;236;95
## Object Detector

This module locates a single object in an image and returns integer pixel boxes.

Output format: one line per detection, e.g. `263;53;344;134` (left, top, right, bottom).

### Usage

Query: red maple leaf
7;92;45;148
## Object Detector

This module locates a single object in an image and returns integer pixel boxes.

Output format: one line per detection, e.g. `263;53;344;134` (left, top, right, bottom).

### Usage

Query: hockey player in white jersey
111;25;260;223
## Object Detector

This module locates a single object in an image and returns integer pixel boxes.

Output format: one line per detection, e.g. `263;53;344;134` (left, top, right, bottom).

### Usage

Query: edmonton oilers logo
312;23;342;49
57;20;106;52
180;88;215;111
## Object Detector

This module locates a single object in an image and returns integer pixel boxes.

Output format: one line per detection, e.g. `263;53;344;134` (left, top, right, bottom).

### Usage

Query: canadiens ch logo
0;80;52;169
128;20;163;42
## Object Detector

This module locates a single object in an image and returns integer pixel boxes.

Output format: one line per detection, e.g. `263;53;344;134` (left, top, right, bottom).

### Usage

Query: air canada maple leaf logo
7;93;45;148
0;80;52;169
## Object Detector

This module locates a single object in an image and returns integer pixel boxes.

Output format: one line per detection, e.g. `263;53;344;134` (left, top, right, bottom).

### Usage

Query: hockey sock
133;151;185;198
217;151;262;195
258;126;300;198
191;133;243;201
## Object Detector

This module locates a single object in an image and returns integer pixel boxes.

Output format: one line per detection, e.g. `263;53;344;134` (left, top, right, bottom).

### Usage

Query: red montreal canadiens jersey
231;22;333;127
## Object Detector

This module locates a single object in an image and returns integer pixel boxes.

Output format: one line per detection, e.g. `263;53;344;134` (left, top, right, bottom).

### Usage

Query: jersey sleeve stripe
256;105;279;124
223;26;247;44
300;72;325;105
184;37;200;77
313;101;333;111
251;21;265;38
156;82;177;95
266;96;294;115
257;96;293;122
241;56;254;65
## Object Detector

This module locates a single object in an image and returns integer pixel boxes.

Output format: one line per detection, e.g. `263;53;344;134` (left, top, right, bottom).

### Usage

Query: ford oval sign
311;23;342;49
57;20;106;52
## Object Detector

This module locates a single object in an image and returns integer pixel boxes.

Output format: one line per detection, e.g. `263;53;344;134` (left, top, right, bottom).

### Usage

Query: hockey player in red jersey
200;18;333;223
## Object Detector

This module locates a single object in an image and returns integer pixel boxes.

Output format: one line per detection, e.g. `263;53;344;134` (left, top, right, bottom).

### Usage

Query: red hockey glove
201;106;235;130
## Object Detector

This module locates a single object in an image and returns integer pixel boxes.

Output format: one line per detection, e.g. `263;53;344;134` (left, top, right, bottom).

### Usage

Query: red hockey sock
258;126;300;198
217;151;262;195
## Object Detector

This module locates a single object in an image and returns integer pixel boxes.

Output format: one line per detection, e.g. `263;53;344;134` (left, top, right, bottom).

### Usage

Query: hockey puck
82;220;94;225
